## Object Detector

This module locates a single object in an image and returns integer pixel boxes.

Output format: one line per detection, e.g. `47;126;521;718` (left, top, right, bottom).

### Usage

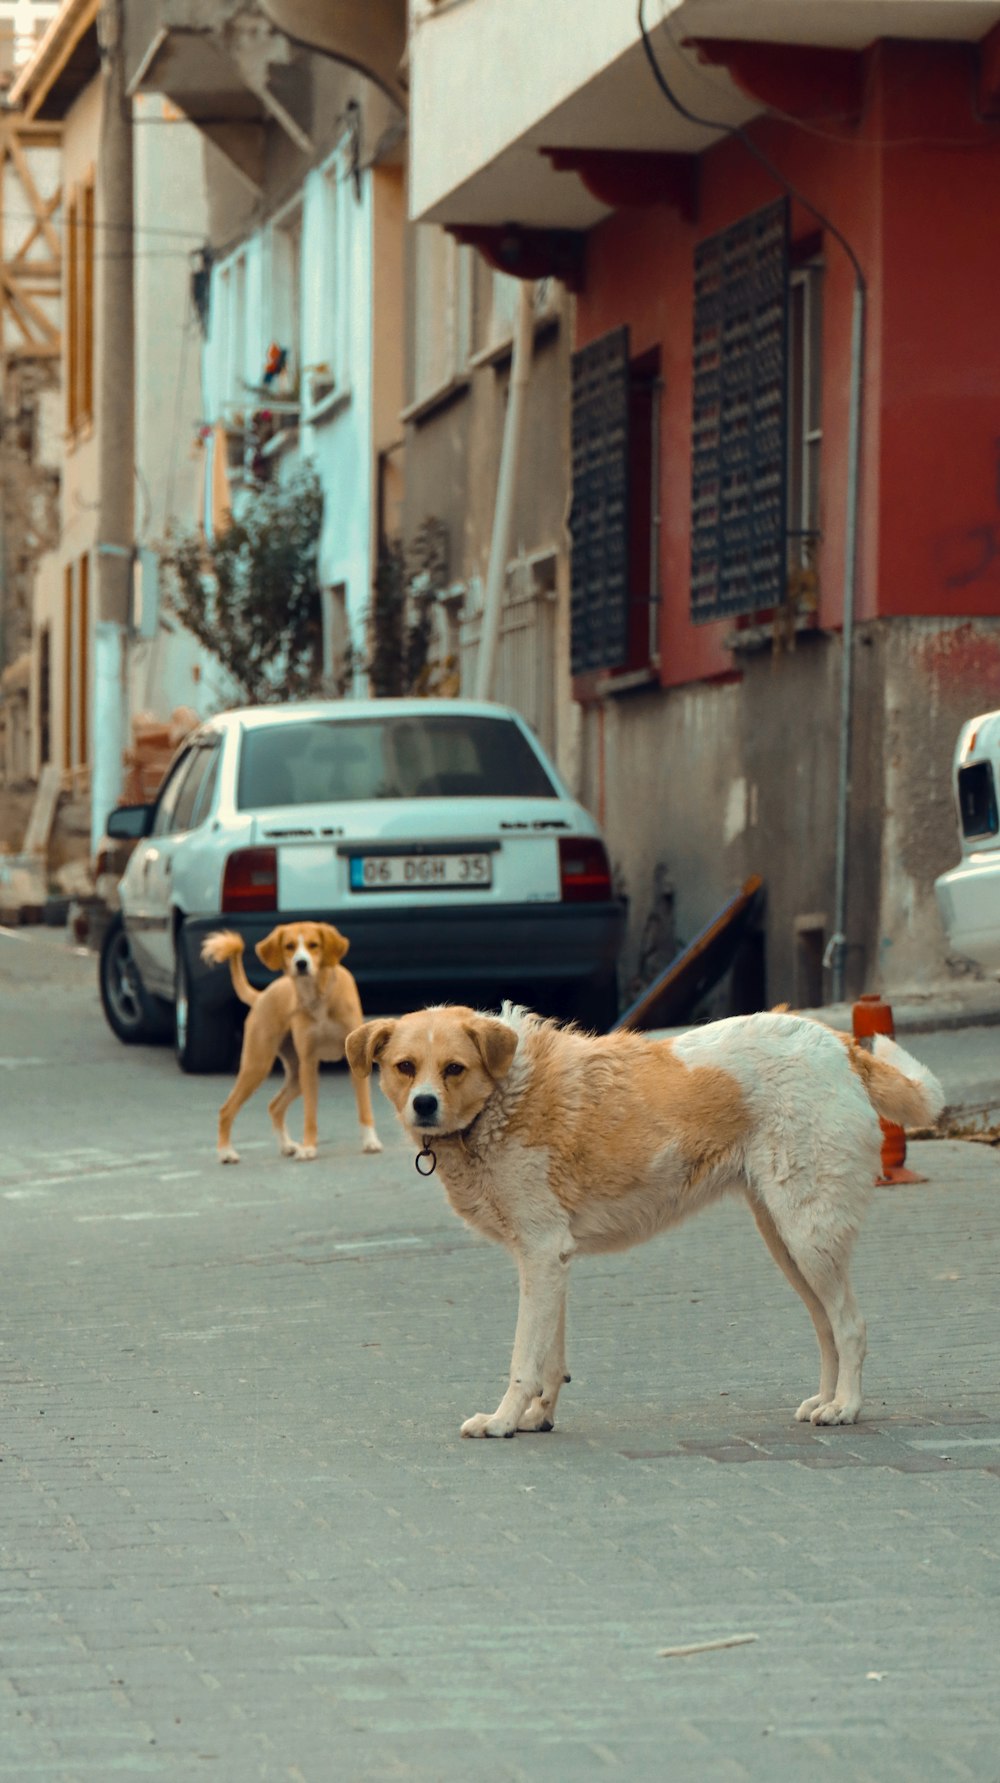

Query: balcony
407;0;1000;229
258;0;406;109
125;0;315;193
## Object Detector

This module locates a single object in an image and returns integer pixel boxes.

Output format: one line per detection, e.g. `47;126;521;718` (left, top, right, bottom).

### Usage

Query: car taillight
222;847;277;913
559;837;612;903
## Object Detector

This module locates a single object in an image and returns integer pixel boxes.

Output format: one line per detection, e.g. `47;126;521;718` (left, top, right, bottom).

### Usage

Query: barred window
690;199;790;623
570;327;630;674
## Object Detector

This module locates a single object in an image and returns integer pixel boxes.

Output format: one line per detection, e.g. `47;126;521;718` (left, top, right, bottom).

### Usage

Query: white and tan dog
203;923;382;1164
346;1004;944;1439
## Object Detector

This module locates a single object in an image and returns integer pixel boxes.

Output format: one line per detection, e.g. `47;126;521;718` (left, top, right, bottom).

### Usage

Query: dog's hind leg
761;1194;867;1426
749;1200;839;1422
517;1295;569;1433
268;1036;301;1157
217;1053;277;1163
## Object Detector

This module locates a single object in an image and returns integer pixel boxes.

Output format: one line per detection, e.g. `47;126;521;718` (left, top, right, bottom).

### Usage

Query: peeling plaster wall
875;618;1000;989
581;616;1000;1011
581;644;848;1009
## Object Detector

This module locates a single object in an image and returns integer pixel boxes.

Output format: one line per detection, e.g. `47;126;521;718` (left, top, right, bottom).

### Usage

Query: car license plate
349;853;493;891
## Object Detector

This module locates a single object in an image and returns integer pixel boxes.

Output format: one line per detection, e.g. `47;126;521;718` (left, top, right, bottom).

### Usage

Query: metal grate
690;200;789;623
570;326;630;673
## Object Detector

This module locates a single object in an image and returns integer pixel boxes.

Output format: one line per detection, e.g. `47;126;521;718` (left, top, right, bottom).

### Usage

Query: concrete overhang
126;2;314;194
409;0;1000;227
258;0;407;109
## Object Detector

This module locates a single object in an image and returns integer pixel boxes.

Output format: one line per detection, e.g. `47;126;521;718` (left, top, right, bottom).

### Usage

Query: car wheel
99;913;172;1045
174;942;237;1074
567;969;620;1034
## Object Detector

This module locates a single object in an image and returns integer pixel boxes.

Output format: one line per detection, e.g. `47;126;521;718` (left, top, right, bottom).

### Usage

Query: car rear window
958;761;999;839
236;715;558;808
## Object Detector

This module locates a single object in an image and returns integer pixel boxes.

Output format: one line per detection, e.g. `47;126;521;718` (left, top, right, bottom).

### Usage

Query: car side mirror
106;803;154;840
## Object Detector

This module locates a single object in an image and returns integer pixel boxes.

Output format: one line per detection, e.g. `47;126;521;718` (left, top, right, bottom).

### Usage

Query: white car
935;709;1000;971
99;698;626;1071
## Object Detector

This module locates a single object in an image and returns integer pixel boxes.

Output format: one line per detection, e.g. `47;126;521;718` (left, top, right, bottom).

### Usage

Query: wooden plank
614;875;764;1033
2;270;60;344
21;762;64;857
5;127;61;260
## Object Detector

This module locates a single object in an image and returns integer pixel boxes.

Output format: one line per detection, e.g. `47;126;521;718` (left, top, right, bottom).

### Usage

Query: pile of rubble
0;706;199;941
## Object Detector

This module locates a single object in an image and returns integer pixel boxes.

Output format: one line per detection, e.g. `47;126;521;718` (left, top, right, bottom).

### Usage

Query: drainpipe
91;0;134;853
474;280;534;701
827;282;865;1005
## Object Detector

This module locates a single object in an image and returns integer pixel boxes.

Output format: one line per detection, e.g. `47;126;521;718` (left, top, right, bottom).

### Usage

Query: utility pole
91;0;134;849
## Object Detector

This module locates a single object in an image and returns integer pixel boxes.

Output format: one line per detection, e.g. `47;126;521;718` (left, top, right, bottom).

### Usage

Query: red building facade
563;37;1000;1003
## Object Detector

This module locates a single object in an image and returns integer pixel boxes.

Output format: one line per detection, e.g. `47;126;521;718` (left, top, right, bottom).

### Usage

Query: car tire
567;969;620;1034
99;913;172;1045
174;939;237;1074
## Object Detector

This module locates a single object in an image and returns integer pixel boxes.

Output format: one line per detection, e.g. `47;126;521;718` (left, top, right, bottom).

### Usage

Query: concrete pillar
92;0;134;848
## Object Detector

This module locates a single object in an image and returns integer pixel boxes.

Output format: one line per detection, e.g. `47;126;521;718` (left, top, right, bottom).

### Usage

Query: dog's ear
463;1016;518;1082
255;926;285;971
346;1019;396;1077
319;923;349;967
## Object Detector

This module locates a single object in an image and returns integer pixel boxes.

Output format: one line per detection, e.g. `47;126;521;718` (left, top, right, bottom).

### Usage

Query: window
787;258;823;573
270;203;303;387
215;250;249;415
958;762;998;840
569;331;662;677
77;551;89;767
570;327;629;675
412;227;472;402
475;270;558;358
151;748;197;836
303;156;352;413
62;563;72;769
65;172;95;432
486;268;520;348
690;199;789;623
237;715;557;809
39;624;51;766
172;744;220;833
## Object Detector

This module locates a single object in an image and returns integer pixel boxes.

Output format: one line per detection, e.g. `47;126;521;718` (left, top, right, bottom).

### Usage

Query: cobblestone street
2;932;999;1781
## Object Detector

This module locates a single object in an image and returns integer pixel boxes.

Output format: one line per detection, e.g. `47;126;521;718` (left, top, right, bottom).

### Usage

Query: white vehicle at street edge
935;708;1000;972
99;699;626;1071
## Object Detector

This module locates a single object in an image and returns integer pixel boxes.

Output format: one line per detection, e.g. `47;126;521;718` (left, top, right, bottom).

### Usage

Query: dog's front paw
279;1139;299;1158
461;1412;517;1439
361;1127;383;1154
290;1143;318;1163
809;1399;860;1427
795;1394;823;1422
218;1146;240;1165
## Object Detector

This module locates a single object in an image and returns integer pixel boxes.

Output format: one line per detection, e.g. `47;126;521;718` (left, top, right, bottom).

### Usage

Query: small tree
367;518;453;697
163;466;324;705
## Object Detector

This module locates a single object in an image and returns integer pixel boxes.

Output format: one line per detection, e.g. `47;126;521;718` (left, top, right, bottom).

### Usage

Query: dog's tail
201;929;259;1008
850;1034;945;1129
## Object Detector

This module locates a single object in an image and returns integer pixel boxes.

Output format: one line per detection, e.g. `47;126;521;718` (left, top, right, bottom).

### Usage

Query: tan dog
346;1002;944;1439
203;923;382;1164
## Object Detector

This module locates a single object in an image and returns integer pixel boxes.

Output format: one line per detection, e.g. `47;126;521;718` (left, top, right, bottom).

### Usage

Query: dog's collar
412;1110;484;1177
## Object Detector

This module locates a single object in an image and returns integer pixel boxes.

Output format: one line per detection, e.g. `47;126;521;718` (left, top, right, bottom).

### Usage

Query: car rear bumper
180;901;627;1014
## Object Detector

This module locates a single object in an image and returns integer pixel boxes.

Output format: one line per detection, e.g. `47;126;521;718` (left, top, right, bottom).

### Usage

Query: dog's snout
412;1092;439;1122
294;957;309;974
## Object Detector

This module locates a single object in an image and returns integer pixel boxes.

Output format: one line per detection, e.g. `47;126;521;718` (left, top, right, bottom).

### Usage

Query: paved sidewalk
2;936;1000;1780
801;978;1000;1036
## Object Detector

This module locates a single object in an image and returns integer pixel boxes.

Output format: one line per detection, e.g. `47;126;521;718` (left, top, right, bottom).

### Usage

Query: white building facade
201;132;378;688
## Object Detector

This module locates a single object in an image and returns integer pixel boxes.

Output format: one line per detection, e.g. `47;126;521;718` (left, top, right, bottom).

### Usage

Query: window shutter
570;325;630;674
691;199;789;623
